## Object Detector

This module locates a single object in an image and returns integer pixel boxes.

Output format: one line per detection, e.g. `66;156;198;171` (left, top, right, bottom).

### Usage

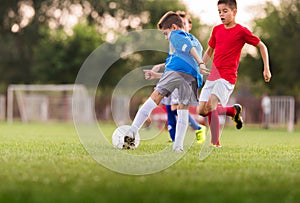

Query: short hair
157;11;184;30
176;10;192;24
217;0;237;10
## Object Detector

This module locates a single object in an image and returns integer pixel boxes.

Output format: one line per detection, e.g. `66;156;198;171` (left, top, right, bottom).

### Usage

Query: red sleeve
243;27;260;46
208;26;217;48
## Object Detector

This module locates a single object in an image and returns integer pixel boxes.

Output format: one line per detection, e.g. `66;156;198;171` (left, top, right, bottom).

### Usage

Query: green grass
0;122;299;203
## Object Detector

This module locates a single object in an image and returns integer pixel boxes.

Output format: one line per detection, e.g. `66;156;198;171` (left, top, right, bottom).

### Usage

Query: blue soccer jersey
164;30;203;87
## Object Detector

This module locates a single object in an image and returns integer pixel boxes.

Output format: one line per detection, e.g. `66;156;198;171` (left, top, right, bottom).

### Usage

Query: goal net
7;84;93;123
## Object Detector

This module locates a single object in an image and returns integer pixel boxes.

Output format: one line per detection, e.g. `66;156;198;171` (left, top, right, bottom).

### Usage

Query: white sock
131;97;157;134
173;109;189;151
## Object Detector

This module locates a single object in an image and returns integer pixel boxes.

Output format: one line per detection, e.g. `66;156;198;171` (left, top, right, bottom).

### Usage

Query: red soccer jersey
207;24;260;84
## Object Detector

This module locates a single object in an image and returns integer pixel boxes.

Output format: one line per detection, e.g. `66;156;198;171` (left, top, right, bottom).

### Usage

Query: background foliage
0;0;299;99
238;0;300;98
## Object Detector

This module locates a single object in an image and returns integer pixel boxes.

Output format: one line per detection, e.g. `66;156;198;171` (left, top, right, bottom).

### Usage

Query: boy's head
176;10;192;32
217;0;237;27
217;0;237;10
157;11;184;30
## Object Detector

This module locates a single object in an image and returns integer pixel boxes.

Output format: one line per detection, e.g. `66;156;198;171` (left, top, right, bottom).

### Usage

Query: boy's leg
188;114;200;130
171;74;196;151
210;79;242;129
131;91;164;135
172;108;189;152
205;94;221;146
208;110;220;145
216;104;235;116
167;89;179;141
167;106;205;143
188;113;205;143
216;104;243;129
166;105;177;142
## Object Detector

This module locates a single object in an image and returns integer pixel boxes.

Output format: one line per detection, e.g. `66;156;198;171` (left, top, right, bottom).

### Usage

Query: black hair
217;0;237;10
176;10;192;24
157;11;184;30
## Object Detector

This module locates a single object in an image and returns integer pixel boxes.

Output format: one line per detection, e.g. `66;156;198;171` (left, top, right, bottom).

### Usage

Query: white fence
269;96;295;132
0;95;5;120
7;84;93;123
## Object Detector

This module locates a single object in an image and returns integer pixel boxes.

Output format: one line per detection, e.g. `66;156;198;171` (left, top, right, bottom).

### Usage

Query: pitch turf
0;122;299;203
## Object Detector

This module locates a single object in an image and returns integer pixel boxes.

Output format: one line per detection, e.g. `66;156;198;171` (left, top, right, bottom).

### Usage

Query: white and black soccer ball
112;125;140;149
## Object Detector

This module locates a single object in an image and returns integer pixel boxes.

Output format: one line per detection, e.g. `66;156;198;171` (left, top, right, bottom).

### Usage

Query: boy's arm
144;70;163;80
256;41;272;82
203;46;214;64
152;63;165;72
189;47;210;75
144;63;165;80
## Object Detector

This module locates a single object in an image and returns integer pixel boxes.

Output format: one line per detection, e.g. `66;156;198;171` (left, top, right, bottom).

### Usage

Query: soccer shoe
210;143;222;148
173;147;184;153
232;104;243;129
195;125;206;144
168;138;174;143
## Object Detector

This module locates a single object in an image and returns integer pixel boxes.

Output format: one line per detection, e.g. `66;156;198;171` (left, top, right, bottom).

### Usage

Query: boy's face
217;3;237;26
161;24;179;40
181;17;191;33
161;28;172;40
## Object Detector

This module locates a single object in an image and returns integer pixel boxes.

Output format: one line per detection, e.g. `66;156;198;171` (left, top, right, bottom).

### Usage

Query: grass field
0;122;299;203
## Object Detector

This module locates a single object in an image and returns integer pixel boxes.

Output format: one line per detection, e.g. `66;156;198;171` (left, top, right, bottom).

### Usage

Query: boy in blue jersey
148;11;206;143
127;11;209;152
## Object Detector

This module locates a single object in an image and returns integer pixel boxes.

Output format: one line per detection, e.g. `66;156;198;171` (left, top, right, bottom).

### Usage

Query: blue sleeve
169;31;193;53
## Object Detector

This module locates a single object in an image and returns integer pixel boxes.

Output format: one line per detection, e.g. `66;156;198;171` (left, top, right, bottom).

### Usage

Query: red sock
208;110;220;145
216;104;235;117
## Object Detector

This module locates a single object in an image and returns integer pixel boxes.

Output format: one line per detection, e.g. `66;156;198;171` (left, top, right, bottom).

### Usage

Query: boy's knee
205;102;214;113
197;105;207;116
177;104;188;110
150;91;164;105
197;102;215;116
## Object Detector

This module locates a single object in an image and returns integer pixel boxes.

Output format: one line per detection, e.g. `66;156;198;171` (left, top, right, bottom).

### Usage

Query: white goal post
7;84;93;123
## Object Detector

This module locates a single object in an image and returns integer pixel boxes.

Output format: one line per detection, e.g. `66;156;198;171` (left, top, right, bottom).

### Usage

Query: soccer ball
112;125;140;149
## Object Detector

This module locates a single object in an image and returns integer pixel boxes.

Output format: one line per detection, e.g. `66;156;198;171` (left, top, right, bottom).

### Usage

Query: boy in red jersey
197;0;272;147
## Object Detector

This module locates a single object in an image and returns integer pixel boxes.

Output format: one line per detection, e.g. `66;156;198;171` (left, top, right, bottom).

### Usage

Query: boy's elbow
204;47;213;57
257;41;267;50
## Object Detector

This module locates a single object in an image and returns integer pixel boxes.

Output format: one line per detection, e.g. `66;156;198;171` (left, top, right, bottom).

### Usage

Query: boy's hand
199;63;210;75
263;68;271;82
143;70;162;80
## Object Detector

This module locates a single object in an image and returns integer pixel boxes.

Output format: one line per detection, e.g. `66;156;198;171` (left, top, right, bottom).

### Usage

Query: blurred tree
0;0;40;87
32;23;104;83
0;0;208;93
239;0;300;98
